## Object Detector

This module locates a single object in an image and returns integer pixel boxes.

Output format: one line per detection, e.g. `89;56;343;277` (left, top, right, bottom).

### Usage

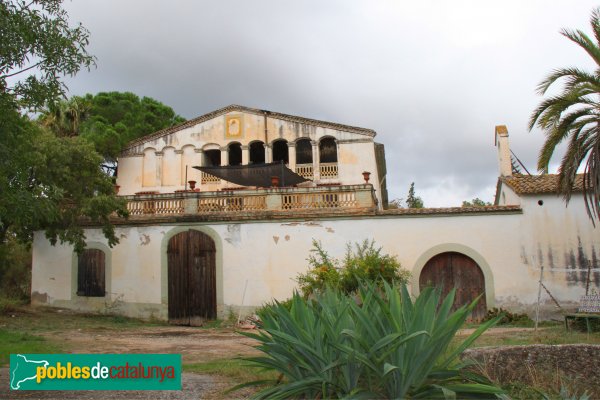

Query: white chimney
495;125;512;177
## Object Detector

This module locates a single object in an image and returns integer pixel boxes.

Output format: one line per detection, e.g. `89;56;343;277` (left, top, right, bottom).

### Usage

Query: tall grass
238;282;504;399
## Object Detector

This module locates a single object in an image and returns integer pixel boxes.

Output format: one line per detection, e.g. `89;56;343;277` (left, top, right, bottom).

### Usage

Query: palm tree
529;8;600;222
39;96;91;137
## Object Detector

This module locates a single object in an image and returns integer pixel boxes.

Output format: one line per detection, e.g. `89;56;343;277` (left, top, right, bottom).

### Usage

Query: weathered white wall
510;192;599;310
33;208;572;319
116;111;383;204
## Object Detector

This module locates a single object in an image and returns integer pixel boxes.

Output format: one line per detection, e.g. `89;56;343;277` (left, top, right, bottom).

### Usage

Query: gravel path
0;368;229;400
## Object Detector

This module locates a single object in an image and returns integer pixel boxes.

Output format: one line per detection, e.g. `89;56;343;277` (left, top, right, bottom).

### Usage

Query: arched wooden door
168;230;216;325
419;252;487;322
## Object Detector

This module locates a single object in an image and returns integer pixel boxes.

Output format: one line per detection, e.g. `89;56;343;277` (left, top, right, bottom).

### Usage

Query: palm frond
535;67;600;95
531;7;600;223
590;8;600;48
583;141;600;223
536;111;596;171
561;28;600;66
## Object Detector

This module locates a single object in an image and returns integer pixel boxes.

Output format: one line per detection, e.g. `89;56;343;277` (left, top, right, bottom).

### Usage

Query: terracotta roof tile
502;174;584;195
378;205;521;216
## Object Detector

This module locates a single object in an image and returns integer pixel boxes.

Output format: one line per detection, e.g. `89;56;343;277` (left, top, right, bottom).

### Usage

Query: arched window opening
296;139;312;164
272;140;289;164
319;137;337;163
203;150;221;166
77;249;105;297
228;143;242;166
249;141;265;164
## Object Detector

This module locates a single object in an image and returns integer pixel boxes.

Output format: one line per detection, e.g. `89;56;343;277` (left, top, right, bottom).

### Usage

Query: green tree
405;181;424;208
0;0;127;257
39;96;91;137
529;8;600;222
0;0;95;110
40;92;186;173
462;197;492;207
0;96;127;253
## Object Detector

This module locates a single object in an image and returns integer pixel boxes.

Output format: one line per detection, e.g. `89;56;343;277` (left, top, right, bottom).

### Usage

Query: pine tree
406;182;424;208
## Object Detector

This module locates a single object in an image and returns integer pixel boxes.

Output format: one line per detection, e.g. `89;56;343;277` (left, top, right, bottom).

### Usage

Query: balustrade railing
201;171;220;184
197;195;267;213
282;192;356;210
295;164;314;179
124;184;374;217
319;163;338;179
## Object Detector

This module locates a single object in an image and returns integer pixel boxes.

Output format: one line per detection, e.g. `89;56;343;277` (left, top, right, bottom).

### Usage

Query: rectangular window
77;249;105;297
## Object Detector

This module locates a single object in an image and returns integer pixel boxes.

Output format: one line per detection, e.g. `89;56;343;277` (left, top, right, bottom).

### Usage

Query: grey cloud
63;0;598;206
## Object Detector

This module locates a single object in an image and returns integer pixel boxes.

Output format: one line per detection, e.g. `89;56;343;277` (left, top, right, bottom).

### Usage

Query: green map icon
10;354;49;390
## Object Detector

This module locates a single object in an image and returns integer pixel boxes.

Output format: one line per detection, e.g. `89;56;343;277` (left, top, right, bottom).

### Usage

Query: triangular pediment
122;104;376;154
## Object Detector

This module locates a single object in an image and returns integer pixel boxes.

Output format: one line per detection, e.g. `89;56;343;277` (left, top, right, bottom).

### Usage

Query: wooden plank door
168;232;189;325
188;230;216;324
77;249;106;297
419;252;487;322
168;230;216;325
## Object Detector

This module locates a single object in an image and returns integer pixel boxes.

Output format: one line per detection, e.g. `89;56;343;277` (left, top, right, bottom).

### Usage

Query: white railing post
266;190;283;210
184;194;197;214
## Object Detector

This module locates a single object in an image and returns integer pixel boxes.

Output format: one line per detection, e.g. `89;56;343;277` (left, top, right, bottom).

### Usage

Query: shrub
296;239;410;297
482;307;532;325
0;234;32;300
238;282;504;399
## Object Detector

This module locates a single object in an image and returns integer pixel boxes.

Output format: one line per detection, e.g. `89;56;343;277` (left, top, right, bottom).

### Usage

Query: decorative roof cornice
122;104;377;153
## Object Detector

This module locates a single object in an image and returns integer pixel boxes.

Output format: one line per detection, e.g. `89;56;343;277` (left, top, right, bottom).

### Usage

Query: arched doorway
167;230;216;325
419;252;487;321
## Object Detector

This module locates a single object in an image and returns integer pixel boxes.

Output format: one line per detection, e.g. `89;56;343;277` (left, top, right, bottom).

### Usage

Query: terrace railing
319;162;338;179
124;184;376;217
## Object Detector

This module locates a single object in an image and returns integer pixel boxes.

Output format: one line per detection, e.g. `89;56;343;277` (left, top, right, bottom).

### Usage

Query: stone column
155;151;163;188
183;196;198;214
265;144;272;163
287;142;296;172
220;146;228;166
265;190;282;210
194;148;204;188
311;140;320;180
241;145;249;165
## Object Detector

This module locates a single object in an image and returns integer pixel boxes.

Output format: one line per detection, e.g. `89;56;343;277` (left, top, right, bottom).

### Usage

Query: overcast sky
62;0;598;207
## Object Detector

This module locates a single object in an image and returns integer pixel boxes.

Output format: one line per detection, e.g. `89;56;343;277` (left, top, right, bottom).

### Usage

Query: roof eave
121;104;377;154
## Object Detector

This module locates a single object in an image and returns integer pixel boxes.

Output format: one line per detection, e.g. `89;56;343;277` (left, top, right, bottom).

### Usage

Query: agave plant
237;282;504;399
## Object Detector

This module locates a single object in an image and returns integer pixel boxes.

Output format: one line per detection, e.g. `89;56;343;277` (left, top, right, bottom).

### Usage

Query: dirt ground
1;321;261;399
37;326;260;364
0;307;580;399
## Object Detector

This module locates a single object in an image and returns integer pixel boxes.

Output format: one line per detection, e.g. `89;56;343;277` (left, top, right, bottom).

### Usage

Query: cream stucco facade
116;105;388;207
30;111;600;322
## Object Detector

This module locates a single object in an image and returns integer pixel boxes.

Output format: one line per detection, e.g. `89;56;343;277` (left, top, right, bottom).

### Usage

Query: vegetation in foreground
238;283;503;399
296;239;411;297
